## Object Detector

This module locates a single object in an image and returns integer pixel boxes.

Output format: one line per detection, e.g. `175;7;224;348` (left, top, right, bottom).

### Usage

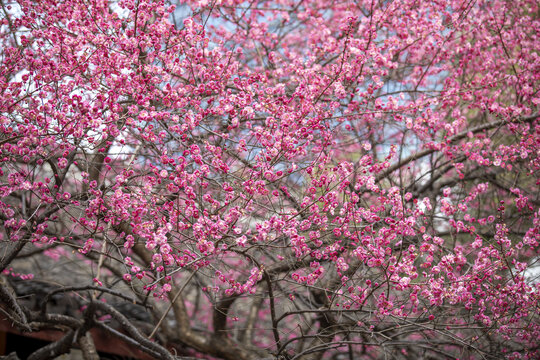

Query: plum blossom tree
0;0;539;359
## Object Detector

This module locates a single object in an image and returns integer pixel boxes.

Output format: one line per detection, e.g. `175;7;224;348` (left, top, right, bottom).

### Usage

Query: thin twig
149;269;198;339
